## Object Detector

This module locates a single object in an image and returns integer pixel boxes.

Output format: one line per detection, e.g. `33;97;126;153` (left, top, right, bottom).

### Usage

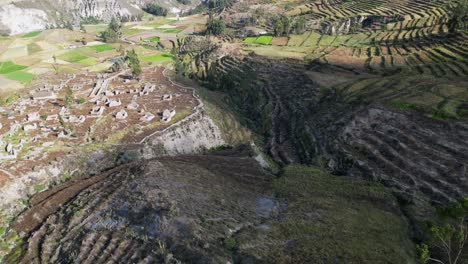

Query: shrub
100;17;122;43
206;14;226;35
143;3;168;16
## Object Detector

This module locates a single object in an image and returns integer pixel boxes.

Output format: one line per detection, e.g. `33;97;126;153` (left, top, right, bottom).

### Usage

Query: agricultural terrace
239;0;468;78
0;26;180;101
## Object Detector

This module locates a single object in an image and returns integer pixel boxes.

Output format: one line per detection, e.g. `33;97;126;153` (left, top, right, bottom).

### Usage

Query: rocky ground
6;150;416;263
0;0;202;35
175;35;468;207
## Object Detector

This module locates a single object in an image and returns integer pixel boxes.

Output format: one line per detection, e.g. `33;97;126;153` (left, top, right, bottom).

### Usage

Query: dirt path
138;68;204;144
0;169;15;179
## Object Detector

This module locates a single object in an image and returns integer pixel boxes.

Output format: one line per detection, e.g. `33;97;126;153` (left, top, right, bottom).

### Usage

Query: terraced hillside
6;154;417;263
289;0;453;34
175;33;468;205
306;32;468;76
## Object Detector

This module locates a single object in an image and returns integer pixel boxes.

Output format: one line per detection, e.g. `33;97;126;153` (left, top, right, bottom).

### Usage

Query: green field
59;51;88;63
142;52;173;62
243;35;273;45
83;25;107;34
0;61;27;74
27;43;42;55
243;37;257;43
4;71;34;83
21;31;42;38
121;27;145;36
147;36;160;42
77;57;98;66
89;44;113;53
163;29;182;33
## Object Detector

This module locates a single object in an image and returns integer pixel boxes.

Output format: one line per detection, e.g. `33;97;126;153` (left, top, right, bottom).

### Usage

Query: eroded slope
6;153;416;263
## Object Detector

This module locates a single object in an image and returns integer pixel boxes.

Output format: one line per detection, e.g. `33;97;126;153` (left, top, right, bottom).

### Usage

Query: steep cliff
0;0;200;35
146;111;227;155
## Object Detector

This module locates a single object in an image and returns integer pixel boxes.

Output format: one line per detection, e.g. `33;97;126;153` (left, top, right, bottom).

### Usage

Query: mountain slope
0;0;200;35
6;154;416;263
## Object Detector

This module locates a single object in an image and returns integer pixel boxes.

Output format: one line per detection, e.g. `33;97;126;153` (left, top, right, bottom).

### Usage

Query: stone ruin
127;101;139;110
64;115;86;123
31;91;57;100
27;112;40;122
139;83;156;96
106;98;122;107
162;94;173;101
115;109;128;120
90;106;105;116
23;123;38;131
140;112;155;122
161;109;176;123
72;84;84;91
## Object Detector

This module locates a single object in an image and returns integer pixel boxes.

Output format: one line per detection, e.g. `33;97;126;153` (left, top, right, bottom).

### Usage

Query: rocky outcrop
147;110;227;155
0;4;48;35
0;0;201;35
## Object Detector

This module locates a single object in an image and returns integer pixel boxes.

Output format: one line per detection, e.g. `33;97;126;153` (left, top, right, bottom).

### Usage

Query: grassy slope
21;31;41;38
238;165;416;263
4;71;34;83
0;61;27;74
58;51;88;63
141;52;173;62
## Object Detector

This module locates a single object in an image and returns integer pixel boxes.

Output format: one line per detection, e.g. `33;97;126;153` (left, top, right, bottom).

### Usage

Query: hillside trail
138;67;204;144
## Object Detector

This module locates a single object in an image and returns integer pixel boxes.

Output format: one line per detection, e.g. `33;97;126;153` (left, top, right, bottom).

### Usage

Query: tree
418;198;468;264
208;0;227;10
79;23;86;33
52;55;59;74
143;3;168;16
66;21;74;31
177;0;191;5
101;17;122;43
206;13;226;35
274;16;292;36
65;87;74;107
447;0;468;33
126;49;141;78
118;44;125;56
282;16;291;36
274;19;284;37
293;17;306;34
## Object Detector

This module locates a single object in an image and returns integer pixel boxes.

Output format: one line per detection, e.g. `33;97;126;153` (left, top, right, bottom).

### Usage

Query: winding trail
138;68;204;144
0;168;15;179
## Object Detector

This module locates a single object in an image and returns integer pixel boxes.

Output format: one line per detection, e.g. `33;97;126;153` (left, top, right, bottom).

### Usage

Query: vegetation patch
58;51;88;63
21;31;41;38
27;43;42;55
243;35;273;45
121;27;145;36
163;29;182;33
0;61;27;74
4;71;34;83
238;165;416;263
147;36;160;42
89;44;113;53
142;52;173;62
77;57;98;66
